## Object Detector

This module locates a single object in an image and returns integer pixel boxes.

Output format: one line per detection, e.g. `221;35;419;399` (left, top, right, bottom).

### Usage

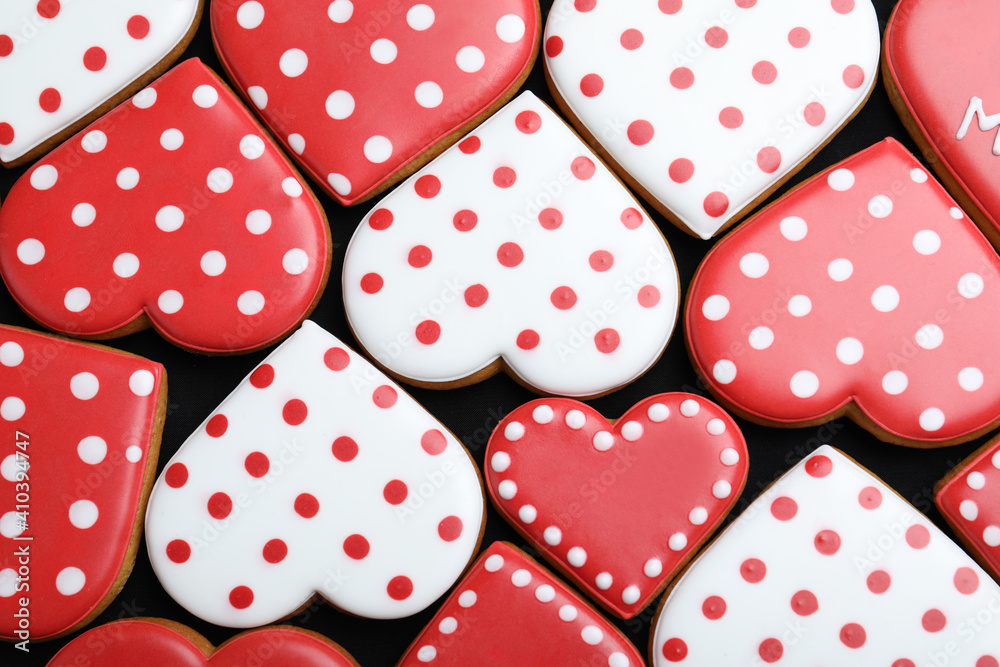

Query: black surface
2;0;989;664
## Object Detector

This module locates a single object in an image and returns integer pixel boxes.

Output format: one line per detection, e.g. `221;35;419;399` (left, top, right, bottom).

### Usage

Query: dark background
2;0;985;664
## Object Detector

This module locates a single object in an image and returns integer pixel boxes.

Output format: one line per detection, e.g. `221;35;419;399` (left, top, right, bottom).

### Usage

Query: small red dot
788;27;810;48
580;73;604;97
416;320;441;344
263;539;287;563
453;209;478;231
361;273;384;294
545;36;564;58
206;414;228;438
628;120;655;145
388;576;413;600
421;429;447;455
165;463;188;488
805;455;833;477
369;208;393;230
574;0;596;10
39;88;61;113
977;658;1000;667
127;15;150;39
294;493;319;518
408;245;432;268
589;250;614;272
791;590;818;616
539;208;563;230
415;175;441;198
804;102;826;127
83;46;106;71
325;348;350;371
37;1;60;19
840;623;866;648
770;496;798;521
332;436;359;462
638;285;661;308
551;286;578;310
244;452;270;478
249;364;274;388
459;136;481;154
620;29;643;50
719;107;743;129
858;486;882;510
0;123;14;145
893;661;916;667
384;480;408;505
658;0;682;14
517;330;540;350
464;284;489;308
516;110;542;134
438;516;463;541
283;399;308;426
753;61;778;84
955;567;980;595
843;65;865;89
493;166;517;188
229;586;254;609
757;147;781;174
702;595;726;620
741;558;766;583
344;534;370;560
735;0;756;7
703;192;729;218
906;525;931;549
922;609;947;633
662;638;688;661
0;36;13;57
208;492;233;520
166;539;191;563
815;529;841;555
705;26;728;48
621;208;643;229
759;638;783;663
571;156;595;180
595;329;620;353
669;158;695;183
867;570;891;594
373;385;398;408
497;242;524;267
670;67;694;90
832;0;855;14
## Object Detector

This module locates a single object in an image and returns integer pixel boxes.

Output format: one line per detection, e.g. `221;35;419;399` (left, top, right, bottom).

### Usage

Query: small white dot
644;558;663;577
827;168;855;191
160;128;184;151
593;431;614;452
567;547;587;567
192;85;219;108
158;290;184;314
960;499;980;521
70;372;99;400
327;173;351;196
720;447;740;466
30;164;58;190
622;586;641;605
680;400;700;417
125;445;142;463
116;167;140;190
689;507;708;525
129;370;155;397
155;205;184;232
565;410;586;429
871;285;900;312
951;207;964;220
595;573;613;590
237;1;265;28
64;288;91;313
511;569;531;587
288;133;305;155
713;360;737;385
581;625;604;646
240;135;266;160
0;512;24;538
415;81;444;108
531;405;554;424
0;343;24;368
544;526;562;545
968;471;987;490
919;407;945;432
77;436;107;465
279;49;308;77
707;419;727;435
868;195;893;218
505;421;525;441
81;130;107;153
713;480;732;499
407;4;435;30
915;324;944;350
326;90;355;120
207;168;234;194
788;294;812;317
702;294;730;321
910;168;928;183
518;505;537;523
200;251;227;277
132;88;157;109
559;605;578;622
439;617;458;634
882;370;908;395
621;421;643;441
913;230;941;255
985;526;1000;547
748;326;774;350
456;46;486;72
668;533;688;551
647;403;670;422
535;584;556;603
283;177;305;197
836;337;864;365
959;273;985;299
68;500;98;529
780;216;807;241
283;248;310;276
994;451;1000;470
490;452;511;473
56;567;86;596
370;38;398;64
959;367;984;392
484;555;504;572
248;86;268;109
16;239;44;265
0;398;25;422
0;570;15;598
458;590;477;607
363;135;393;164
828;258;853;282
238;291;266;316
72;203;96;227
739;252;769;278
790;370;819;398
328;0;354;22
246;210;271;235
416;646;436;663
496;14;526;43
609;652;630;667
498;480;517;500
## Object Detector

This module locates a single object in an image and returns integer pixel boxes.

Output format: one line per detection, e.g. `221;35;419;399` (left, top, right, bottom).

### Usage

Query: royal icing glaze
0;0;201;165
937;438;1000;585
343;91;679;398
0;58;331;355
685;138;1000;446
885;0;1000;244
211;0;540;206
47;619;360;666
0;325;165;642
145;320;484;628
485;393;748;619
652;446;1000;664
544;0;880;239
398;542;644;666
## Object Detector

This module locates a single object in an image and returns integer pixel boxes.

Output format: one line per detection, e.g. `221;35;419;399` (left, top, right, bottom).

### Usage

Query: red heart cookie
0;58;331;354
485;393;747;619
47;618;359;666
0;325;165;643
397;542;644;666
212;0;540;206
884;0;1000;247
686;138;1000;446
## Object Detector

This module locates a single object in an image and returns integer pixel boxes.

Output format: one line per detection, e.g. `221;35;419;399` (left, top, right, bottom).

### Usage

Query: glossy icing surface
0;0;200;164
46;619;359;667
937;438;1000;584
0;59;330;354
212;0;539;205
0;325;164;641
343;91;679;397
485;393;747;619
544;0;880;239
686;138;1000;445
885;0;1000;239
145;321;484;628
398;542;644;666
652;446;1000;664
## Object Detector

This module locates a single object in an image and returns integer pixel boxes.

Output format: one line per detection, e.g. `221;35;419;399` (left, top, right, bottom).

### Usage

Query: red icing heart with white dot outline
398;542;644;666
0;325;165;641
486;393;748;619
211;0;540;205
0;59;331;354
686;138;1000;446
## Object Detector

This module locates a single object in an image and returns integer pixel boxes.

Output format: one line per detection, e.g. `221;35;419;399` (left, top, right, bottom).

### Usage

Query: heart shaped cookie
485;393;747;619
0;325;165;642
652;446;1000;664
544;0;880;239
0;0;202;167
343;91;679;398
884;0;1000;248
145;321;484;628
0;58;331;355
398;542;644;666
686;138;1000;446
211;0;540;206
47;618;359;666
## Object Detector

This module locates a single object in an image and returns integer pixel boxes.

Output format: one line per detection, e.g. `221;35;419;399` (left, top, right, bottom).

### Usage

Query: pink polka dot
408;245;432;268
250;364;275;389
753;61;777;84
206;414;228;438
453;209;478;231
388;576;413;600
294;493;319;518
244;452;270;478
167;539;191;563
638;285;661;308
165;463;188;488
459;136;481;154
788;27;810;48
421;429;447;455
37;1;59;19
806;455;833;477
719;107;743;129
325;348;350;371
757;147;781;174
922;609;947;633
831;0;855;14
571;156;595;180
589;250;614;272
516;110;542;134
373;386;397;408
263;539;287;563
344;534;370;559
705;27;728;48
804;102;826;127
0;36;13;57
669;158;694;183
332;436;359;462
978;658;1000;667
843;65;865;89
759;638;783;663
497;242;524;267
741;558;766;583
283;399;308;426
858;486;882;509
361;273;384;294
574;0;596;10
0;123;12;145
621;208;643;229
867;570;891;594
416;320;441;344
735;0;756;6
208;492;232;520
551;287;578;310
628;120;655;145
662;638;688;661
539;208;563;230
955;567;980;595
907;525;931;549
621;29;643;49
545;36;564;58
384;480;408;505
595;329;620;353
670;67;694;89
464;284;489;308
517;330;540;350
438;516;463;541
229;586;254;609
893;661;916;667
83;46;106;71
791;590;818;616
702;595;726;620
703;192;729;218
580;74;604;97
840;623;866;648
658;0;682;14
815;530;841;555
127;15;150;39
369;208;393;230
770;496;798;521
493;166;517;188
415;175;441;198
39;88;61;113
